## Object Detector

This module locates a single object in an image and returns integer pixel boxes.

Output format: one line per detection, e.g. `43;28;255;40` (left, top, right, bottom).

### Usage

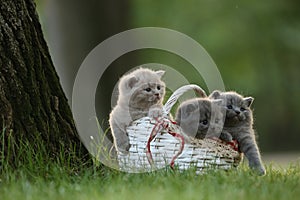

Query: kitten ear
155;70;165;78
209;90;222;99
180;103;196;118
185;103;196;113
244;97;254;107
127;76;139;89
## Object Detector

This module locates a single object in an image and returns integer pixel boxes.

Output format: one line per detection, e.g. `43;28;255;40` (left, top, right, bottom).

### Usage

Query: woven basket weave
117;84;242;173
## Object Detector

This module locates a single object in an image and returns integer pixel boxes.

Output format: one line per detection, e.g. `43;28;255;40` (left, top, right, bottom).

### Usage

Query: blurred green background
37;0;300;153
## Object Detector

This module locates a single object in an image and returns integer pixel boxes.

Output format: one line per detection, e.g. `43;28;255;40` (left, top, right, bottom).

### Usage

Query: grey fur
210;90;266;175
175;98;225;139
109;68;165;153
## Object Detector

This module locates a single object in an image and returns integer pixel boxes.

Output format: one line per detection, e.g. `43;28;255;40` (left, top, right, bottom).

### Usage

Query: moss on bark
0;0;89;166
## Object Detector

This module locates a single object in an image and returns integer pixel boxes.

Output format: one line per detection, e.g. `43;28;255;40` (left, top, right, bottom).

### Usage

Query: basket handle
162;84;207;116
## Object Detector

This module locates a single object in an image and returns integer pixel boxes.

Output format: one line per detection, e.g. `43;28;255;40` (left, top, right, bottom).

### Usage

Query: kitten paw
220;132;233;142
250;164;266;176
117;141;131;154
255;166;266;176
148;105;163;118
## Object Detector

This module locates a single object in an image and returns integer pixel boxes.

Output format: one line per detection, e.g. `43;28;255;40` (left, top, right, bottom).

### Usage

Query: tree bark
0;0;87;164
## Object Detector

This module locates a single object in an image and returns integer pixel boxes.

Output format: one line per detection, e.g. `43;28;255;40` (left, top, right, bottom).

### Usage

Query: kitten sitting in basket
109;68;266;175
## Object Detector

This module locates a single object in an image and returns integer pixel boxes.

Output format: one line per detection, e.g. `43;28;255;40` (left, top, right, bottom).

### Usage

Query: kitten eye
157;86;161;90
227;105;233;109
200;120;208;125
145;88;151;92
240;107;246;111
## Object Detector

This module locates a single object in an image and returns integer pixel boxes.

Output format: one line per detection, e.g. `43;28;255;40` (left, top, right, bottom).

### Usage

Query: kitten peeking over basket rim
109;67;166;153
209;90;266;175
210;90;254;124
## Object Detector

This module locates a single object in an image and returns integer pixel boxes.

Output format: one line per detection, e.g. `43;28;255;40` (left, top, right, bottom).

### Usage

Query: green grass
1;164;300;200
1;130;300;200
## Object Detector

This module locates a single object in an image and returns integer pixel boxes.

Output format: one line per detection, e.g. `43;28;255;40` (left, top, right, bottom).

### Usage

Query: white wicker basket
118;84;242;173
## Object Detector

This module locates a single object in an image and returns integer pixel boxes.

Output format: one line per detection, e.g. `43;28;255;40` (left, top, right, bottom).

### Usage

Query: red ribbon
146;118;185;169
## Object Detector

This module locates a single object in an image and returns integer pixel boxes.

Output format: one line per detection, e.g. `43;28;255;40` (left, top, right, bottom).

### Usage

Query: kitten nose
155;93;160;98
235;110;240;115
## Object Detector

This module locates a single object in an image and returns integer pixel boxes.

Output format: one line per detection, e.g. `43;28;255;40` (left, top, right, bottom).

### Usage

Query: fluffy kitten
175;98;225;139
109;68;166;153
210;90;266;175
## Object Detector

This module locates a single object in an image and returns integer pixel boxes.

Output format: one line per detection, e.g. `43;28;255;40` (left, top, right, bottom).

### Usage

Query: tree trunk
0;0;87;164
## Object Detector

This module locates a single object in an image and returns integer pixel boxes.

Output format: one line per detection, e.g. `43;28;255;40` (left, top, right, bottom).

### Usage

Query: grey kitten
175;98;225;139
109;68;166;153
210;90;266;175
